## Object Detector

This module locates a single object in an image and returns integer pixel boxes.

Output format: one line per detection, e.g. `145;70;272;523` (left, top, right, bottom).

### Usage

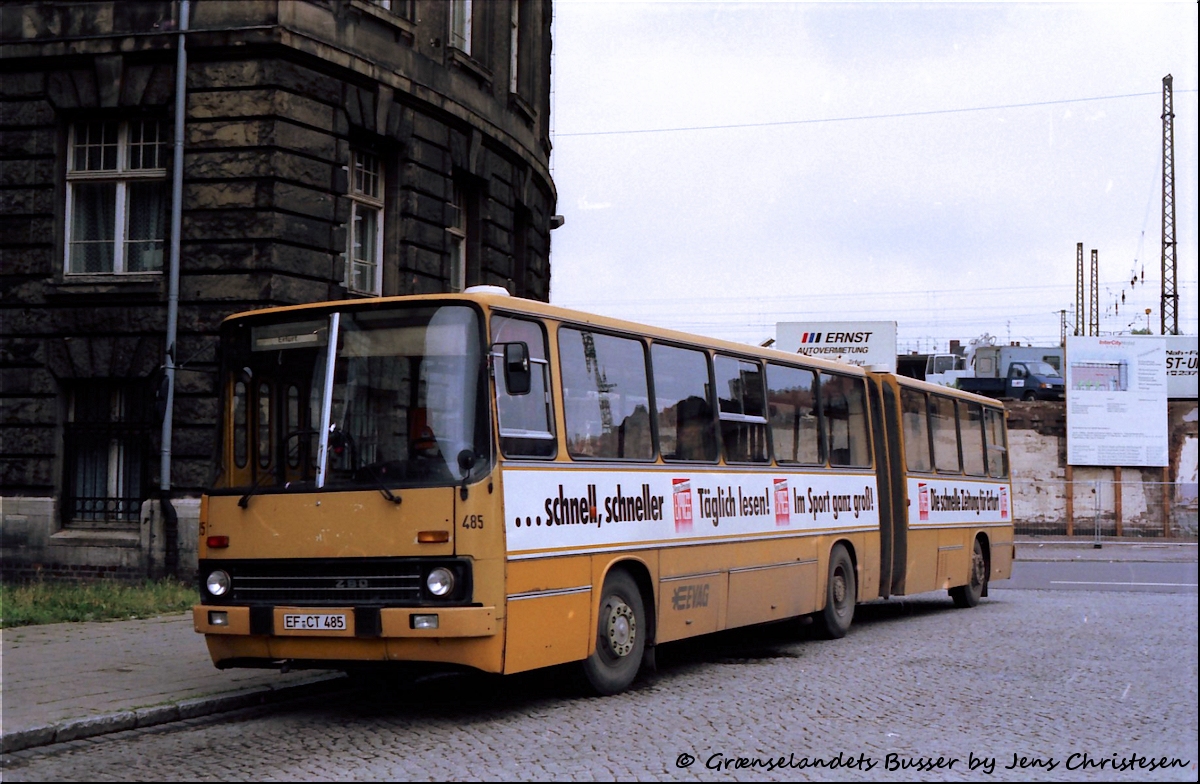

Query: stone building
1;0;558;579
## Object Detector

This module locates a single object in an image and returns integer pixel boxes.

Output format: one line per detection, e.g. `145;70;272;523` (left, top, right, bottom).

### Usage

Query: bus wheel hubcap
605;601;636;658
832;571;846;606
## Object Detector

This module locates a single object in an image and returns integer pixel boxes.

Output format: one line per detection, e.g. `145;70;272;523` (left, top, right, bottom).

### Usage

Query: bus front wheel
814;544;856;639
950;538;987;608
581;570;645;695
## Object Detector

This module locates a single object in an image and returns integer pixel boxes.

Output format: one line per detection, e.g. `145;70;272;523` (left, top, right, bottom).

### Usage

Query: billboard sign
776;321;897;371
1165;334;1198;400
1066;336;1167;467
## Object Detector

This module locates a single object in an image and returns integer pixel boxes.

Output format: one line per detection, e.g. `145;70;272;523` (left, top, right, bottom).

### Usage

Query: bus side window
900;388;931;472
819;372;871;467
766;363;820;465
559;327;652;460
983;407;1009;478
929;394;960;473
961;402;987;476
492;315;555;458
714;354;768;463
652;343;718;462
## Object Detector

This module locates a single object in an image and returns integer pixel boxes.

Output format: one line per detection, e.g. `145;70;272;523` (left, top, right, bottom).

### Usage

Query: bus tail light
418;530;449;543
207;535;230;548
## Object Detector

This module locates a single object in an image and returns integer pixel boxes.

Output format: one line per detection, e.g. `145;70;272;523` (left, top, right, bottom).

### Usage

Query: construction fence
1012;478;1198;541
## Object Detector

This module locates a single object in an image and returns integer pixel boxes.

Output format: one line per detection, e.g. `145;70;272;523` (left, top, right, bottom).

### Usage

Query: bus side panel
848;531;880;601
731;532;821;616
726;561;817;629
503;556;592;674
990;526;1015;582
504;593;591;674
658;545;725;642
936;528;971;589
902;528;941;595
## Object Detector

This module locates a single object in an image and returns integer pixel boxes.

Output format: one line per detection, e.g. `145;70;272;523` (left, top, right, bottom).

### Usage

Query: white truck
925;336;1065;401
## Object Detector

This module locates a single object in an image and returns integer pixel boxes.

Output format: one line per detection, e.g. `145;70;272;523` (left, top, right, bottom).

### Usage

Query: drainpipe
159;0;190;576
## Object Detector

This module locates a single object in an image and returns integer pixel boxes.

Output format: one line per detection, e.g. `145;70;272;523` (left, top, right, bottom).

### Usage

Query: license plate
282;613;347;631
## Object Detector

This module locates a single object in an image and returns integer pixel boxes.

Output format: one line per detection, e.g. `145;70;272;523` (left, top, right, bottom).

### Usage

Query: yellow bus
194;288;1014;694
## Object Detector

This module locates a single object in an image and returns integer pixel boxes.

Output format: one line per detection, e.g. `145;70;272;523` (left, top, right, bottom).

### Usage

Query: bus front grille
199;557;471;607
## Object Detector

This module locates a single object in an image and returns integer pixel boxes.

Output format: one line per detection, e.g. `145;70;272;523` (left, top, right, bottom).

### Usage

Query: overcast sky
544;1;1199;354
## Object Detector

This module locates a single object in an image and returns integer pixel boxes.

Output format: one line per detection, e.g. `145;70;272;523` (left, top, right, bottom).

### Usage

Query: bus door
868;375;907;597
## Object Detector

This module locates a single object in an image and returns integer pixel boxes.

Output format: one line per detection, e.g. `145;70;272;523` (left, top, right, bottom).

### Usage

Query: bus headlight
426;567;455;597
206;570;231;597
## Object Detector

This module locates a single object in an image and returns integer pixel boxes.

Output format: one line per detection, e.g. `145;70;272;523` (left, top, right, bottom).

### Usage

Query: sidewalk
1014;535;1198;562
2;537;1196;756
1;614;345;754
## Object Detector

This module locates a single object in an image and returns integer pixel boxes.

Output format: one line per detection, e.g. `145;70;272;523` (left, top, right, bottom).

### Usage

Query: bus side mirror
503;342;532;395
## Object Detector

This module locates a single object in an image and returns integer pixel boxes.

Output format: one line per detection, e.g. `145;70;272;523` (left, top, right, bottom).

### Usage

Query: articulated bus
194;288;1014;694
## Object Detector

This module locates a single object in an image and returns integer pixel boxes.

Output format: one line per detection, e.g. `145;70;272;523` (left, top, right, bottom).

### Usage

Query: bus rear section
869;373;1015;606
194;300;506;674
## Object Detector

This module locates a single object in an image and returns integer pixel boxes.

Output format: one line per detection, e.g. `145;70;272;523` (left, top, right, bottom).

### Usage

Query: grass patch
0;578;198;629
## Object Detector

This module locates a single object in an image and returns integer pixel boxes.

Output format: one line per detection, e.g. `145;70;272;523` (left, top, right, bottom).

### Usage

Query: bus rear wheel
951;538;987;608
581;570;645;696
814;544;856;639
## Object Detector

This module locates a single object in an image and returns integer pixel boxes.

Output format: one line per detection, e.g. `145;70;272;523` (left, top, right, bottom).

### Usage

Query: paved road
999;560;1198;593
4;587;1196;782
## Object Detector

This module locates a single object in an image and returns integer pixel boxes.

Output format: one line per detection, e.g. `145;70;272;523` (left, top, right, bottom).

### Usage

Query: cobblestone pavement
3;588;1196;782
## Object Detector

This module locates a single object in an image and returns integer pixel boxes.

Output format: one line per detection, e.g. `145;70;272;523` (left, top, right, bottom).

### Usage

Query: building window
347;151;384;296
62;381;152;524
509;1;520;94
65;119;169;274
447;183;467;292
450;0;472;54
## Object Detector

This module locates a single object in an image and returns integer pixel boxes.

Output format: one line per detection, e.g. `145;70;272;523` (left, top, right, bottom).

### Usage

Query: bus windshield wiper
237;472;272;509
358;462;402;505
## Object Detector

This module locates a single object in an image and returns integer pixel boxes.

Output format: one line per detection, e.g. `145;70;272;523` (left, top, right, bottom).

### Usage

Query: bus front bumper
194;605;496;638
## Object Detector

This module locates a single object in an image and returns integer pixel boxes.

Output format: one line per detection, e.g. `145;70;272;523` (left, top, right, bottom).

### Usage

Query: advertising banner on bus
906;478;1011;528
502;466;880;558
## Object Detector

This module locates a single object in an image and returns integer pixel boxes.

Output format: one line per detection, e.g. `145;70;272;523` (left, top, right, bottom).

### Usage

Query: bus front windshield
218;304;489;494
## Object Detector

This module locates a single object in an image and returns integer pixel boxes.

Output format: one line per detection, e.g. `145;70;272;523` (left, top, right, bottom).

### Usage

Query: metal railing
1011;479;1198;541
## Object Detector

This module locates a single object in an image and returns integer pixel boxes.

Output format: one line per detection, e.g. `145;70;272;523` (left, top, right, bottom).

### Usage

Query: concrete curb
1014;541;1198;563
1;672;347;755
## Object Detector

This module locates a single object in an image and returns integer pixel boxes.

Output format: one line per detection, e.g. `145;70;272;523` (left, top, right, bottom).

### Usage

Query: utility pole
1089;249;1099;336
1075;242;1085;336
1161;74;1178;335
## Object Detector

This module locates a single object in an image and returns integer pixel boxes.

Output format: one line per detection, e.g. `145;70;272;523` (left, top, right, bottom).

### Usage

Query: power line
557;89;1196;137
